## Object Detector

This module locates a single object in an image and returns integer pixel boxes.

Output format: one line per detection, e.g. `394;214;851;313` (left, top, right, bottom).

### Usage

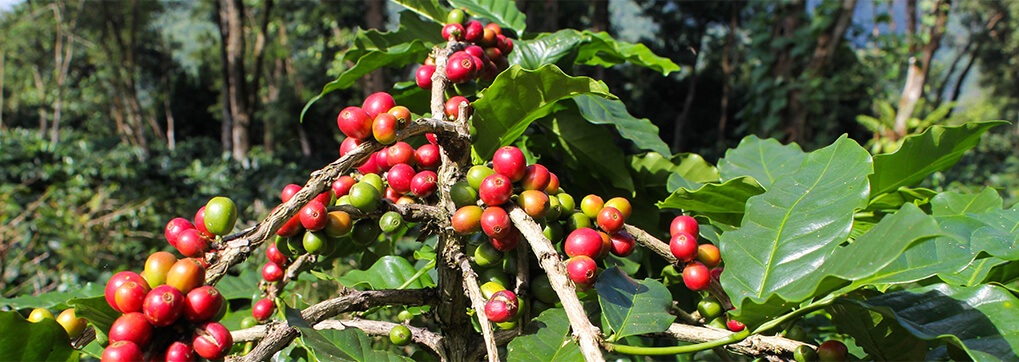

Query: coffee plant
2;0;1018;361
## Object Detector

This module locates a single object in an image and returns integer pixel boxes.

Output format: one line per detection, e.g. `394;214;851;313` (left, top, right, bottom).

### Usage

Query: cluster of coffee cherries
164;196;238;259
337;92;413;146
24;307;87;341
667;215;721;291
101;251;231;361
416;9;515;88
562;194;637;291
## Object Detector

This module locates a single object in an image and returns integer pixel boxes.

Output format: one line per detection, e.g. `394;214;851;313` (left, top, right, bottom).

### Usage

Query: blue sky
0;0;19;13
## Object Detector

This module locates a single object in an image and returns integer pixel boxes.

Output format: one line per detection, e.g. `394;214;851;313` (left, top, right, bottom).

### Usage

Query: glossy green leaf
829;302;929;361
338;255;435;290
863;216;979;286
628;152;683;191
930;188;1003;217
68;296;119;337
595;267;674;340
345;11;443;62
658;176;765;226
0;311;76;362
506;308;583;362
286;306;412;362
721;136;872;327
472;65;612;159
389;0;448;24
448;0;526;35
214;268;263;301
509;29;585;70
866;187;938;211
869;121;1007;196
537;105;633;191
665;153;721;192
840;283;1019;361
0;283;102;310
717;135;806;189
575;31;680;75
970;208;1019;260
573;95;671;157
939;257;1009;287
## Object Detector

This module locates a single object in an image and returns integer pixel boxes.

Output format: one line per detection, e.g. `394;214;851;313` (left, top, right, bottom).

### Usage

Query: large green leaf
862;217;978;286
829;303;928;361
575;31;680;75
537;105;633;191
665;153;721;192
869;121;1007;196
337;255;435;290
970;208;1019;260
720;136;872;327
657;176;765;226
628;152;682;191
0;311;76;362
448;0;526;36
472;65;612;159
389;0;448;24
509;29;585;70
285;306;412;362
840;283;1019;361
0;283;102;310
573;95;671;157
506;308;582;362
345;11;444;61
68;296;119;337
930;188;1003;217
866;187;938;211
717;135;806;189
594;267;674;341
939;257;1009;287
214;268;263;301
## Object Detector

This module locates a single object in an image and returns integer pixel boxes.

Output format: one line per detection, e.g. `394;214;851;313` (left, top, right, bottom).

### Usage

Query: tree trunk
893;0;950;137
673;31;703;152
163;74;176;151
718;2;738;145
361;0;387;97
280;25;311;157
222;0;251;165
934;38;972;107
32;67;48;137
215;0;233;154
946;44;977;118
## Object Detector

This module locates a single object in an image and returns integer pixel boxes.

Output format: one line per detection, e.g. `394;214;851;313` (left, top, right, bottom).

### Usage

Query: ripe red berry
517;189;550;219
416;64;436;89
175;228;211;258
387;163;416;195
682;261;711;291
670;215;699;239
444;96;472;120
415;144;441;170
387;142;416;167
441;23;465;41
113;281;151;314
446;53;477;83
410;170;438;199
300;200;328;231
266;242;289;266
492;146;526;182
165;258;206;294
105;271;147;312
109;312;153;346
726;319;746;332
670;232;699;262
337;106;373;140
567;255;598;291
479;174;513;206
332;176;356;198
373;112;399;145
484;290;519;323
276;211;304;237
165;217;196;248
263;262;284;282
564;228;604;259
817;340;848;362
144;285;185;327
596;206;625;235
452;205;484;234
164;342;195;362
490;228;521;252
464;20;484;43
362;92;396;120
193;206;213;239
102;341;144;362
357;151;383;175
480;206;512;239
252;298;275;321
184;286;224;323
339;136;366;159
609;231;636;257
193;322;234;359
520;164;551;191
710;267;723;281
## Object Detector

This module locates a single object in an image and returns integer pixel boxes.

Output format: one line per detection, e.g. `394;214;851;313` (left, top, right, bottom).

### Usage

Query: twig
265;253;315;299
316;319;446;360
506;204;605;362
454;252;500;362
656;323;814;360
623;224;675;264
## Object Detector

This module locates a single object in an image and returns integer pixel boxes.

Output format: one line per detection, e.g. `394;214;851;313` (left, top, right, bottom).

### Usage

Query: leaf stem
606;329;750;355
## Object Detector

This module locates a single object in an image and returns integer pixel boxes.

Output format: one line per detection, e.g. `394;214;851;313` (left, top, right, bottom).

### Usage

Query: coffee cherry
204;196;238;236
351;220;383;246
362;92;395;120
372;113;399;144
794;345;819;362
348;182;381;212
102;341;144;362
670;232;699;262
565;212;592;233
113;281;150;313
441;23;465;41
165;217;196;248
276;211;304;237
411;170;438;198
481;268;512;288
696;244;722;268
726;319;745;332
567;255;598;291
597;230;613;259
682;261;711;291
711;267;723;281
252;298;275;321
357;152;383;175
556;193;576;218
56;309;87;338
481;206;512;239
484;46;502;62
670;215;699;239
281;183;302;203
27;308;54;323
302;231;327;255
416;64;436;89
452;206;484;234
446;52;476;83
105;271;147;312
464;20;484;43
543;221;564;244
193;206;213;239
266;242;288;267
520;164;551;191
390;324;412;346
339;137;364;159
166;258;206;294
485;22;502;35
143;251;177;288
484;290;519;323
596;206;624;234
603;197;632;221
545;195;563;221
176;228;210;258
492;146;526;182
446;8;465;24
324;211;354;238
564;228;604;259
609;231;636;257
338;106;373;140
579;194;604;219
144;285;185;327
531;274;559;304
263;261;284;282
444;96;472;121
193;322;234;359
184;286;224;323
467;165;497;190
387;142;416;167
697;297;723;320
361;173;386;194
415;144;441;170
387;163;416;195
517;189;550;219
109;312;152;346
479;174;513;206
450;181;479;208
379;211;404;233
546;173;561;194
165;342;196;362
299;200;328;232
490;228;521;252
817;340;848;362
473;242;503;268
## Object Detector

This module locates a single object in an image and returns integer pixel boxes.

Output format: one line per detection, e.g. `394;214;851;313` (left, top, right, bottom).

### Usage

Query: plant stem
607;330;750;356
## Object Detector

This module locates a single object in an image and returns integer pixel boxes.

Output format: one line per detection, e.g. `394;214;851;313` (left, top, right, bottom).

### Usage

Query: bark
214;0;233;154
280;25;311;156
718;3;738;145
162;73;176;151
893;0;950;137
222;0;250;165
946;45;977;118
673;32;702;151
361;0;387;96
934;38;972;107
100;1;150;157
32;66;47;137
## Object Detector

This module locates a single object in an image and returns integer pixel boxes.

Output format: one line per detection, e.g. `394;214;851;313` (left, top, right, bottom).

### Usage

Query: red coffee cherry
682;261;711;291
564;228;604;259
183;286;224;323
670;215;699;239
387;142;417;167
480;206;512;239
192;322;234;359
452;205;484;234
492;146;526;182
105;271;147;312
670;232;699;262
410;170;438;199
109;312;153;346
387;163;416;195
300;200;328;232
609;231;636;257
567;255;598;291
337;106;373;140
362;91;395;120
416;64;436;90
479;174;513;206
102;341;144;362
113;281;150;314
332;175;356;198
441;23;465;41
520;164;551;191
446;52;477;83
164;217;195;248
484;290;519;323
490;228;521;252
444;96;472;120
144;285;185;327
596;206;625;235
415;144;441;170
252;298;275;322
464;20;484;43
175;228;210;258
262;262;284;282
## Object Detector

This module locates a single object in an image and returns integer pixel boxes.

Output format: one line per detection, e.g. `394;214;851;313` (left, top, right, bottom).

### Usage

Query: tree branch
454;252;500;362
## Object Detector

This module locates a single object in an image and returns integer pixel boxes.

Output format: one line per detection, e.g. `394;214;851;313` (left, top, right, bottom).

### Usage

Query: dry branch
454;253;500;362
658;323;814;360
